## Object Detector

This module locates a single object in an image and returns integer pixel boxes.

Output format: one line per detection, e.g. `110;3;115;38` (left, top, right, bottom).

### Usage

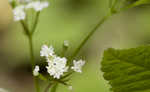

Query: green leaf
101;45;150;92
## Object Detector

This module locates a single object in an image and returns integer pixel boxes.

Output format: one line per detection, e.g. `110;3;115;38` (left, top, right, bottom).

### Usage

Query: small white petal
13;5;26;21
71;60;85;73
40;45;54;58
33;65;40;76
26;1;49;11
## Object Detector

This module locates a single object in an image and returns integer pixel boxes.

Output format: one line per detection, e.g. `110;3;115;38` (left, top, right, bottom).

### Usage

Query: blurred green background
0;0;150;92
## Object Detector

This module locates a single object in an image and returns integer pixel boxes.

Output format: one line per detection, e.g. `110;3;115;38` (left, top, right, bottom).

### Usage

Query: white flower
0;88;9;92
46;57;68;79
33;65;40;76
13;5;26;21
71;60;85;73
26;1;49;11
64;40;69;47
40;45;54;58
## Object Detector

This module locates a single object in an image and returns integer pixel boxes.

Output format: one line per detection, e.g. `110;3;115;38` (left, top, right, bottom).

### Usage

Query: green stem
20;20;30;35
31;12;40;35
28;11;41;91
28;35;35;69
20;21;40;92
28;35;40;92
70;10;112;61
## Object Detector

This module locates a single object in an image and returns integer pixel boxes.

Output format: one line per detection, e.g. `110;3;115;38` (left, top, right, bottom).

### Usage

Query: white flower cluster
71;60;85;73
26;1;49;11
33;44;85;79
10;0;49;21
46;57;69;79
13;5;26;21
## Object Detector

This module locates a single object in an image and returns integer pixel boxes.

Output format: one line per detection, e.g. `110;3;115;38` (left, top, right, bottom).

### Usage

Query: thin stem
20;20;30;35
31;12;41;35
70;11;112;61
28;35;35;69
20;20;40;92
28;35;40;92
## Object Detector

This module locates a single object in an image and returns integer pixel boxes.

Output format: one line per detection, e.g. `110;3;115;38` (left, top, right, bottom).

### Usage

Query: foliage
101;46;150;92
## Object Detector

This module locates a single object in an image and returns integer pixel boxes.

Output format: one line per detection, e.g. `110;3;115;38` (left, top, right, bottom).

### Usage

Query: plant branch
20;20;30;35
28;35;35;69
70;10;112;61
31;12;41;35
28;35;40;92
20;19;40;92
69;0;139;62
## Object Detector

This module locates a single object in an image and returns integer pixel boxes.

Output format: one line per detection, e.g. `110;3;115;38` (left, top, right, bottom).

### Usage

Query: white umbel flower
26;1;49;11
33;65;40;76
71;60;85;73
40;45;54;58
46;57;68;79
0;88;8;92
13;5;26;21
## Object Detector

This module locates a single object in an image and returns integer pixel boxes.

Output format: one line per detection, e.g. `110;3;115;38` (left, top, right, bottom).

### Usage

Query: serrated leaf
101;45;150;92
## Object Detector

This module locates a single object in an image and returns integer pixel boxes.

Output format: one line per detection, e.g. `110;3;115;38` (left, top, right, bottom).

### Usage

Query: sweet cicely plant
7;0;150;92
9;0;85;92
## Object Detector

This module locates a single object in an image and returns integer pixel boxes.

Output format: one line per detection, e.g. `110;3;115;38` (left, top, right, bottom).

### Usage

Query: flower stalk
70;10;113;62
21;21;40;92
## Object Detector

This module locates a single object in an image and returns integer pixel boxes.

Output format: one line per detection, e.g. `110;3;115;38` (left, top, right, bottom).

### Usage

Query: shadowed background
0;0;150;92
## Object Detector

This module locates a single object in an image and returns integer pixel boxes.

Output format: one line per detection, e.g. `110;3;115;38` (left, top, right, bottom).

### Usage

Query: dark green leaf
101;45;150;92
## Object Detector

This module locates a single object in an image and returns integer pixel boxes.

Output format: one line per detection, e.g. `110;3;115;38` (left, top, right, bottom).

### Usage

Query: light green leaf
101;45;150;92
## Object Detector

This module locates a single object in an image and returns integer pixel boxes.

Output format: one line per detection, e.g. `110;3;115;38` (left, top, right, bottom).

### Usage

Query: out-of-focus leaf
101;45;150;92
